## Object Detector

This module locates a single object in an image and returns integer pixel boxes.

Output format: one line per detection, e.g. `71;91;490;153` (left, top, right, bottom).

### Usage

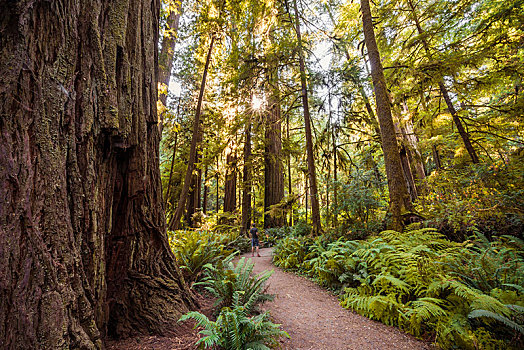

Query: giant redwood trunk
0;1;194;348
360;0;413;230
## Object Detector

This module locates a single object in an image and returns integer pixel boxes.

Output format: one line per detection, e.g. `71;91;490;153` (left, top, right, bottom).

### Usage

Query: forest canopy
160;0;523;238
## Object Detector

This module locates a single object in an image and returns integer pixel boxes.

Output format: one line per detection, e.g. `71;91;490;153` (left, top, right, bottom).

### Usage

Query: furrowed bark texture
360;0;413;230
0;1;194;349
185;122;203;226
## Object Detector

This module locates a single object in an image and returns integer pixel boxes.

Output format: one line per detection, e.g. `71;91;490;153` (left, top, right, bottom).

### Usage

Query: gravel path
243;248;434;350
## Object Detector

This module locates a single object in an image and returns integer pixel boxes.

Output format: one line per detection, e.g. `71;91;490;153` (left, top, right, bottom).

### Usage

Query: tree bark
171;35;215;230
432;145;443;170
406;0;479;164
0;1;194;348
202;165;209;214
287;109;294;226
291;0;322;235
164;132;179;208
242;120;252;235
333;138;339;227
158;1;182;131
185;122;203;226
399;107;426;182
264;88;285;228
439;82;479;163
360;0;413;230
223;151;237;213
216;156;220;212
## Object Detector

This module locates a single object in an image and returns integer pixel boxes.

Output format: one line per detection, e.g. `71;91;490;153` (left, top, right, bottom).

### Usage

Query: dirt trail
244;248;433;350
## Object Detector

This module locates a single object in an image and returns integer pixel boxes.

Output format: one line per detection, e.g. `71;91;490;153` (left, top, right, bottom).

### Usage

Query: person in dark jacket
250;222;261;257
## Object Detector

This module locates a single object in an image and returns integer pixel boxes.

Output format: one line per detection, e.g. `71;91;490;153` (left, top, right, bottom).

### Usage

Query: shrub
196;256;274;314
290;220;311;236
180;293;289;350
272;236;311;270
273;228;524;349
263;227;292;247
417;159;524;240
168;230;236;283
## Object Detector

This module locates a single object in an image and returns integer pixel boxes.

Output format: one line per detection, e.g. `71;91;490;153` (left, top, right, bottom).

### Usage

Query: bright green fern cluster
181;256;287;349
168;229;236;283
272;236;311;270
196;256;274;314
273;228;523;349
180;292;289;350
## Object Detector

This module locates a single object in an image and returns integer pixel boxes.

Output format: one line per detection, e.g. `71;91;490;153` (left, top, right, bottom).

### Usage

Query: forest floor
108;247;435;349
243;248;435;350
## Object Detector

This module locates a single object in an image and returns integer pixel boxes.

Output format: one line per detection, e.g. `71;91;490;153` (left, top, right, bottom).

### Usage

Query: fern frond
468;309;524;335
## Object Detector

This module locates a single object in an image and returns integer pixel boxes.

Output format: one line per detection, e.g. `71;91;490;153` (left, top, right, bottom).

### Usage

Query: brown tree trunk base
0;1;194;348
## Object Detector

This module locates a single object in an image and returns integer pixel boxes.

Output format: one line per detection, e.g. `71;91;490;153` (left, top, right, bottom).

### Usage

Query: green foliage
272;236;311;270
263;226;292;247
273;228;524;349
196;257;274;314
417;158;524;240
179;292;289;350
168;229;237;283
289;221;312;236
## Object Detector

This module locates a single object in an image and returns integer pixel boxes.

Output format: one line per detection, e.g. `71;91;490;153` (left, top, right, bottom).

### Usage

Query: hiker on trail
250;222;261;257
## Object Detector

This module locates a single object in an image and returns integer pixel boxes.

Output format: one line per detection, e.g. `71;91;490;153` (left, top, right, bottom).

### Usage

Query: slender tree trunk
399;143;418;201
406;0;479;164
287;112;293;226
291;0;322;235
185;168;202;226
203;166;208;214
185;121;203;226
242;120;252;235
439;82;479;163
332;122;338;227
0;1;194;348
223;152;237;213
158;2;182;132
360;0;413;230
171;35;215;229
305;175;309;223
432;145;443;170
216;156;220;212
164;132;179;208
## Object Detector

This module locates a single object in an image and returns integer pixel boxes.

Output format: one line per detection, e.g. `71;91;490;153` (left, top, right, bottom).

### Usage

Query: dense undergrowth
417;158;524;241
273;227;524;349
169;229;288;349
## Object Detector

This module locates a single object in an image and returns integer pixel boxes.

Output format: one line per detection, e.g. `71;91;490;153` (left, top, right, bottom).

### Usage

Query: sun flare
252;95;265;111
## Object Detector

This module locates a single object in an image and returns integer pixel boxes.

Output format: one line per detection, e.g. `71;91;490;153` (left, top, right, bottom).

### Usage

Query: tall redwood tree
0;1;194;348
